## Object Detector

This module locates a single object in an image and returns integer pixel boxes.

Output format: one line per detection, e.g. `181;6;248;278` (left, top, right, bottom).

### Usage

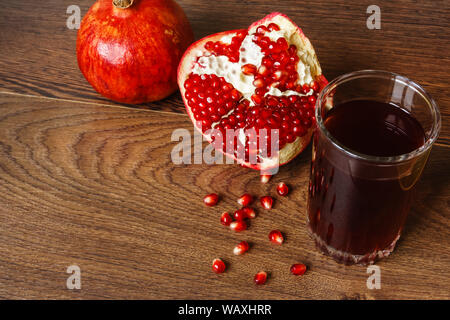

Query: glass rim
315;70;441;163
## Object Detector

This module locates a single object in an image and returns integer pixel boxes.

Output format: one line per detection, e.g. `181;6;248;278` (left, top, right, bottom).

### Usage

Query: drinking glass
307;70;441;265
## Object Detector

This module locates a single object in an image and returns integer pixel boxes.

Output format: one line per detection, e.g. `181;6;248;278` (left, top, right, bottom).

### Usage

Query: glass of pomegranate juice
307;70;441;265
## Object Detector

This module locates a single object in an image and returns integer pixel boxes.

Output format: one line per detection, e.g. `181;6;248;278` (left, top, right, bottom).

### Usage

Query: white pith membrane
181;14;323;170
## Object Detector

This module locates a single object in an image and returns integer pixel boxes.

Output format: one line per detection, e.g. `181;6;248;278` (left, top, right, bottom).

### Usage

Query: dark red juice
307;100;426;264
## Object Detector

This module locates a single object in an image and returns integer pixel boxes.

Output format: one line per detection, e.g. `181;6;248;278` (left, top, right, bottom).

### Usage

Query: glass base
307;222;401;265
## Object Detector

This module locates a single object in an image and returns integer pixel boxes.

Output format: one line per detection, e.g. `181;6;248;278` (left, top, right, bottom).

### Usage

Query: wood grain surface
0;0;449;300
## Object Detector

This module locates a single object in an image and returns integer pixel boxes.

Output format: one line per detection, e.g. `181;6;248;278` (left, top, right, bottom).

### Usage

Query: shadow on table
401;145;450;239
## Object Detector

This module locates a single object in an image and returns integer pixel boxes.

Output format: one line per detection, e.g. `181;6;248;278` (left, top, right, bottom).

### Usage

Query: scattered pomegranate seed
237;193;253;206
260;174;271;184
253;78;265;88
268;230;284;245
220;212;232;226
254;271;267;285
203;193;219;207
230;220;247;232
233;241;250;255
212;258;226;274
233;208;247;221
260;196;273;210
243;207;256;219
290;263;307;276
276;182;289;196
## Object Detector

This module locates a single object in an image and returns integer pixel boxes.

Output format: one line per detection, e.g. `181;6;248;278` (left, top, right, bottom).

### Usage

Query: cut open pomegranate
178;13;327;171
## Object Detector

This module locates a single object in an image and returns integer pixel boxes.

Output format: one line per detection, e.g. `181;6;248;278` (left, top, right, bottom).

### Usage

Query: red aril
260;196;274;210
203;193;219;206
233;241;250;255
230;220;247;232
237;194;253;207
220;212;232;226
233;209;247;221
212;258;226;273
276;182;289;196
268;230;284;244
243;207;256;219
178;13;327;171
254;271;267;285
290;263;307;276
77;0;193;104
260;174;272;184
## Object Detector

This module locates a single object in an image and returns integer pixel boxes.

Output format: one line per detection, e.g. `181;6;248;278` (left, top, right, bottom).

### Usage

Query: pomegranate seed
255;87;266;97
230;220;247;232
233;241;250;255
242;64;257;75
212;258;226;274
220;212;232;226
233;208;247;221
253;78;265;88
243;207;256;219
261;109;272;119
237;193;253;206
203;193;219;206
268;230;284;245
261;56;273;67
311;81;320;92
231;89;241;101
256;25;268;34
267;23;280;31
222;83;233;91
292;125;306;136
205;41;214;50
276;182;289;196
302;84;310;94
272;71;282;80
260;196;273;210
276;37;289;51
260;174;271;184
251;94;263;105
258;65;269;76
254;271;267;285
266;96;278;107
290;263;307;276
286;133;296;143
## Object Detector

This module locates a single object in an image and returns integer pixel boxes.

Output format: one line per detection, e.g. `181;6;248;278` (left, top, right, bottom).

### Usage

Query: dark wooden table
0;0;449;300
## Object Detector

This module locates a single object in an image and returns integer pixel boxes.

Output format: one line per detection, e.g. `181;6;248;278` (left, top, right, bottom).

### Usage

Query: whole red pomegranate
178;13;327;171
77;0;193;104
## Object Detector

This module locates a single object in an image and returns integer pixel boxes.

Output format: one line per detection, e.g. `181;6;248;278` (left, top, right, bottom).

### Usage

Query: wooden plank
0;93;448;299
0;0;449;145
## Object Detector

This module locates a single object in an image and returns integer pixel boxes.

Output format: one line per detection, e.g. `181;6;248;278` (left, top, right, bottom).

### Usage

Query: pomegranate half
178;13;327;171
77;0;194;104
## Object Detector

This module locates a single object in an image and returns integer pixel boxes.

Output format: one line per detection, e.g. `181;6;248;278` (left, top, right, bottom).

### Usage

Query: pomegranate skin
77;0;194;104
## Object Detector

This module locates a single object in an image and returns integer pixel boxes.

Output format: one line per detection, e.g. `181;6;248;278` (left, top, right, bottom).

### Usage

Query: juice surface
324;100;425;157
